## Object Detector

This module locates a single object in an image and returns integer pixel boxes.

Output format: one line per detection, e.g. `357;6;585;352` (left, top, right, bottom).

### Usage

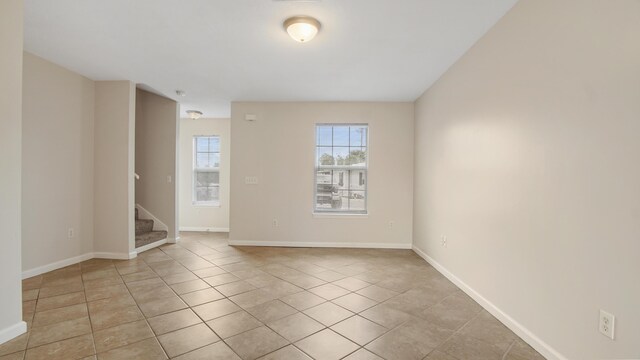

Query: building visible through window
315;124;368;213
193;136;220;205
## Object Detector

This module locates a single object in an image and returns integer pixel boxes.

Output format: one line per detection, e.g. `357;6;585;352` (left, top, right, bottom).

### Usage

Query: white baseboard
22;253;94;279
136;238;168;254
0;321;27;345
180;227;229;232
411;245;567;360
168;237;180;244
23;251;136;279
136;204;168;232
229;239;412;249
94;251;137;260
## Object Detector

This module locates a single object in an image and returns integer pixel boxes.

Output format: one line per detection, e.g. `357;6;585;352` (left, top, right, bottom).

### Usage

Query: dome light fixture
283;16;321;43
186;110;203;120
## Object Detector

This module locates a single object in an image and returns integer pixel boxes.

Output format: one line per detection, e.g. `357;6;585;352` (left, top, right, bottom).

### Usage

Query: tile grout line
170;239;363;359
21;265;90;359
110;255;209;357
174;240;255;359
186;240;283;359
502;340;517;360
205;241;424;359
360;286;476;360
15;234;542;360
138;251;220;359
79;262;98;359
143;239;248;359
24;257;373;359
424;308;484;360
112;259;171;359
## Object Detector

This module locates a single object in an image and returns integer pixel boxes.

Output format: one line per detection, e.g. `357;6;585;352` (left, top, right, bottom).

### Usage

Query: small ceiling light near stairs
186;110;203;120
284;16;321;43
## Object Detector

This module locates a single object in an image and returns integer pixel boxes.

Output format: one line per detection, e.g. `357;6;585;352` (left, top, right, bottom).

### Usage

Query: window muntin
193;136;220;205
314;124;368;213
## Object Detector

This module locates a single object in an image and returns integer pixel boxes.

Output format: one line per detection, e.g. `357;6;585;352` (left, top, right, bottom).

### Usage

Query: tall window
315;124;368;213
193;136;220;205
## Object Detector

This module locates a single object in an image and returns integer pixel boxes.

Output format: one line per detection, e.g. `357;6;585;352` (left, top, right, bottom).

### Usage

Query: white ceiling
24;0;518;118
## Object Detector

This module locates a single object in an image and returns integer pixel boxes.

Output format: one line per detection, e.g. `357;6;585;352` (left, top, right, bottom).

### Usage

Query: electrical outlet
388;221;394;229
68;228;75;238
441;235;447;247
272;219;279;227
167;175;172;183
599;310;615;340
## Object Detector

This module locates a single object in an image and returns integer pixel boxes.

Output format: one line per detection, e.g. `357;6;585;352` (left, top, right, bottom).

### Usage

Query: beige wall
135;89;179;241
21;55;141;270
0;0;27;344
22;53;95;273
94;81;136;256
230;102;414;247
179;118;230;231
413;0;640;359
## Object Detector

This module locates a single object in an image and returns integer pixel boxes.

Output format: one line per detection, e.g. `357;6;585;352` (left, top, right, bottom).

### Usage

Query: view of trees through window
193;136;220;204
315;124;368;213
318;149;366;166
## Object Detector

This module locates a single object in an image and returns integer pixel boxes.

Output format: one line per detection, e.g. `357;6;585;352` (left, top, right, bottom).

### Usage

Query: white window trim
313;123;369;215
192;135;221;207
312;213;369;219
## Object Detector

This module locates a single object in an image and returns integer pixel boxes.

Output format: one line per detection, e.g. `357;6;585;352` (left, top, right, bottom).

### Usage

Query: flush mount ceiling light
186;110;203;120
283;16;321;43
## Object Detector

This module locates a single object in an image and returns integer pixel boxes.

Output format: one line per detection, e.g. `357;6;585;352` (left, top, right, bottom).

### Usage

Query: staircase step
135;207;139;220
135;219;154;235
135;230;168;248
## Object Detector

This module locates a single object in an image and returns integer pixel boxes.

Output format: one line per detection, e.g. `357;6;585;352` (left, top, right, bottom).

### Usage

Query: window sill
312;212;369;219
192;202;221;208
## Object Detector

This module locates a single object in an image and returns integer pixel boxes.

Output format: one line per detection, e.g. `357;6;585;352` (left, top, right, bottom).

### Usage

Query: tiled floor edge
13;232;547;359
411;244;567;360
22;253;94;280
22;251;137;280
136;239;169;255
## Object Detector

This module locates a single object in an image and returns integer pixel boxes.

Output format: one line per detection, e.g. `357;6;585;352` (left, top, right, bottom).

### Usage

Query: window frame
313;123;369;215
192;135;221;207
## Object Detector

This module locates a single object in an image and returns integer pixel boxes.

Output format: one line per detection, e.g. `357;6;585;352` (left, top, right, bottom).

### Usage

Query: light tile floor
1;232;546;360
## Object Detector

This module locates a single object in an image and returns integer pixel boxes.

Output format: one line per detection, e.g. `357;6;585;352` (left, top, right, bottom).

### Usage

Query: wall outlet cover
599;309;615;340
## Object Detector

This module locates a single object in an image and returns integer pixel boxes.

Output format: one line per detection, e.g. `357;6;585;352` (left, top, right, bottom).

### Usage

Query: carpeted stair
135;208;167;248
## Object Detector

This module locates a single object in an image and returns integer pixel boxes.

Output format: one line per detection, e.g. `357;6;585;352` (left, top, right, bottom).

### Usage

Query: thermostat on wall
245;114;257;121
